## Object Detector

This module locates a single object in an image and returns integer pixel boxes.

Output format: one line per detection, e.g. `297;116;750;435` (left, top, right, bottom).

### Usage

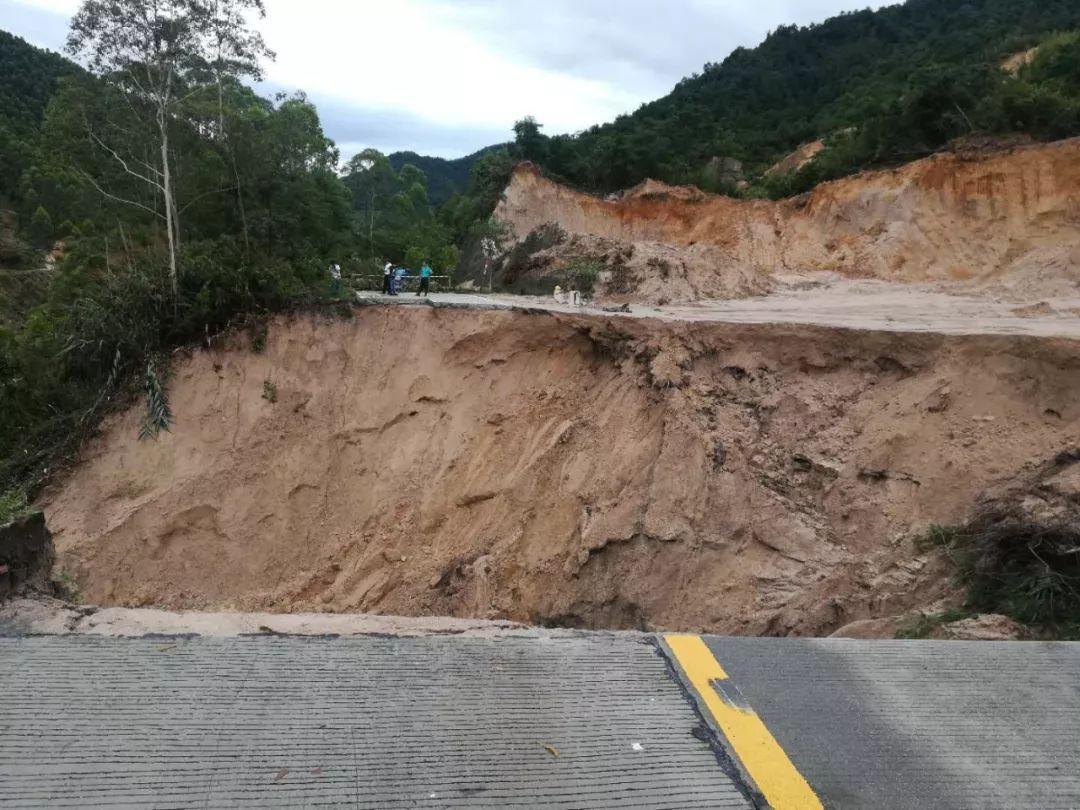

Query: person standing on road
417;262;432;297
394;265;406;295
329;262;342;296
383;261;393;295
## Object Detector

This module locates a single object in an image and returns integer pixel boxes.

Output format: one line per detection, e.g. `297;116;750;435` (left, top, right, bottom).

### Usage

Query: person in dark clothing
417;262;432;296
382;261;393;295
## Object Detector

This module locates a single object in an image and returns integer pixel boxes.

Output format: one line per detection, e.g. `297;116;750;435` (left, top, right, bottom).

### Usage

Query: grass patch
914;523;963;552
138;361;173;440
250;321;269;353
262;379;278;403
895;607;971;639
913;502;1080;638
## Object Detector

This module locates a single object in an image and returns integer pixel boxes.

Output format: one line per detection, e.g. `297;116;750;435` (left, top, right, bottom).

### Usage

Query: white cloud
258;0;639;136
1;0;890;157
7;0;76;12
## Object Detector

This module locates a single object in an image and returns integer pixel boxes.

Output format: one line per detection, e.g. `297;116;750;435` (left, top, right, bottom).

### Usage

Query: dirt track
371;282;1080;339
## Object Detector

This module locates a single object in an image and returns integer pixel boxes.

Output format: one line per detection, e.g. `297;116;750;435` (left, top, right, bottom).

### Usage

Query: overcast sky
1;0;888;159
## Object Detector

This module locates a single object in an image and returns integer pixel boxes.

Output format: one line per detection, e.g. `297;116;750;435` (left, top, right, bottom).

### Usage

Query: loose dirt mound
42;308;1080;636
764;139;825;177
495;139;1080;303
506;230;772;304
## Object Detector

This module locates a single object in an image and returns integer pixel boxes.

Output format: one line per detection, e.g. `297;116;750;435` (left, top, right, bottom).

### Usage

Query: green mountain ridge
508;0;1080;194
387;145;506;207
0;30;81;208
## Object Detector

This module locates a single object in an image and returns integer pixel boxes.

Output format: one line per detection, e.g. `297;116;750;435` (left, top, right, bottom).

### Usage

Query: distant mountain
0;30;79;137
388;144;505;207
0;31;81;203
516;0;1080;193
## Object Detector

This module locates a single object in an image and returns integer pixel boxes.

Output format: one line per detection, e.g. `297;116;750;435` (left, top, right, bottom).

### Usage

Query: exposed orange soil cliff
43;307;1080;635
494;138;1080;299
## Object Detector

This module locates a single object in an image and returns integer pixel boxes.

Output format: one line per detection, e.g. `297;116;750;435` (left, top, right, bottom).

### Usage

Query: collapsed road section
38;303;1080;638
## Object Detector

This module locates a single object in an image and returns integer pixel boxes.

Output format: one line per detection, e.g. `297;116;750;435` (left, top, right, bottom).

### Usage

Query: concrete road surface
698;637;1080;810
354;285;1080;339
1;626;1078;809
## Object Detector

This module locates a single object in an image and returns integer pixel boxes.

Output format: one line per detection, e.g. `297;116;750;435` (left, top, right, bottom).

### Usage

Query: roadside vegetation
0;2;507;504
914;511;1080;640
0;489;32;526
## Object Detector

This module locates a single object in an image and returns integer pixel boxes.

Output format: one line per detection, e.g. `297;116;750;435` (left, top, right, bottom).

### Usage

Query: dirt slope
495;138;1080;301
42;307;1080;636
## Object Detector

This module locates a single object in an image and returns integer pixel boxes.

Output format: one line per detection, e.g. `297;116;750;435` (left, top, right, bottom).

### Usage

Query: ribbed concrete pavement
0;634;751;809
3;629;1080;809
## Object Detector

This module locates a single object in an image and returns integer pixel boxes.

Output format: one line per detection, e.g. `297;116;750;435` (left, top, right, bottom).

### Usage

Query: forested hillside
0;31;80;272
0;31;79;187
0;3;470;509
513;0;1080;193
387;145;504;207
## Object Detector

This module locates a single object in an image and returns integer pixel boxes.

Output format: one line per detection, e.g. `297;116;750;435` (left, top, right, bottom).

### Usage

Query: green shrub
500;223;567;286
28;206;53;249
915;501;1080;636
958;504;1080;629
563;258;602;294
139;361;172;440
0;488;30;525
914;523;963;553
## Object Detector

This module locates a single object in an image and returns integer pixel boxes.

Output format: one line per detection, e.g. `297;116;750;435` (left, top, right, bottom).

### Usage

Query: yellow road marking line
665;634;823;810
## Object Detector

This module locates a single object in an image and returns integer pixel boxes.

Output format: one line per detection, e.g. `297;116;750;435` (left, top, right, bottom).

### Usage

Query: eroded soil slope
495;138;1080;302
44;307;1080;635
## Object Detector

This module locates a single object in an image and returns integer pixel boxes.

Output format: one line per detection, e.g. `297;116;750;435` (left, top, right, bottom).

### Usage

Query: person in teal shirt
417;262;433;297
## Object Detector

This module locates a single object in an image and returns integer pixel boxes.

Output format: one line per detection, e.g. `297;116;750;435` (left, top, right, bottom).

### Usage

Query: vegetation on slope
387;145;505;207
0;31;81;274
0;2;511;507
510;0;1080;194
0;4;347;500
0;31;81;212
